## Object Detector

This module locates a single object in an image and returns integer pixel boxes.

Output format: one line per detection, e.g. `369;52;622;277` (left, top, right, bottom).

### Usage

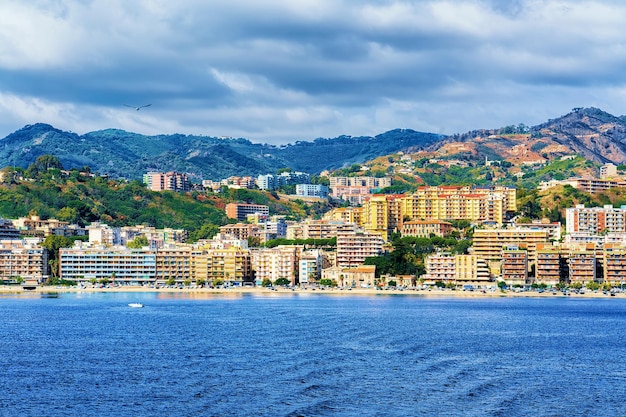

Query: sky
1;0;626;145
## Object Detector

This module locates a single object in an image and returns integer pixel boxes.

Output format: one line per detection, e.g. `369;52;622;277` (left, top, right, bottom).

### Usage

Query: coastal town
2;160;626;295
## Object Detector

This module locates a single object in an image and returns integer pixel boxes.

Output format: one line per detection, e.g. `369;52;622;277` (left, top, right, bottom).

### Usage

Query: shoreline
0;285;622;299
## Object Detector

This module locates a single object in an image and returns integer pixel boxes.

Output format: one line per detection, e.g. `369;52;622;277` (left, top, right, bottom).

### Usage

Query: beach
0;284;622;298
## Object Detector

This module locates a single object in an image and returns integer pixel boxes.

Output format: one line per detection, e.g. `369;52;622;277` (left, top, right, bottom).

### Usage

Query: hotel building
336;231;384;268
225;203;270;221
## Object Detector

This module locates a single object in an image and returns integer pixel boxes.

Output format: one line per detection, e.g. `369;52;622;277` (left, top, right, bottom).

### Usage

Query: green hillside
0;157;333;241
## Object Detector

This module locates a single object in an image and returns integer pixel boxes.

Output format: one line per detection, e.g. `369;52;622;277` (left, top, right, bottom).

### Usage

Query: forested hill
0;164;325;240
0;124;441;180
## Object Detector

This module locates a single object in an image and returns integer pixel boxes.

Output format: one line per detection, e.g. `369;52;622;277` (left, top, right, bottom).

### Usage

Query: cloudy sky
1;0;626;144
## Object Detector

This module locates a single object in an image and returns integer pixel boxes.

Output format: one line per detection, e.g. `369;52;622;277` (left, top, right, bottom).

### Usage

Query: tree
165;277;176;286
127;235;149;249
261;278;272;287
274;277;290;286
388;279;397;287
497;280;507;291
25;155;63;179
41;235;73;278
319;278;332;286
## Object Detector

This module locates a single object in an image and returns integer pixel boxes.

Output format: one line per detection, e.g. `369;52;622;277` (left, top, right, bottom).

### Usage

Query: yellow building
603;244;626;285
455;255;490;283
155;246;191;283
472;228;550;268
360;194;404;241
191;246;252;284
402;186;516;224
323;207;363;225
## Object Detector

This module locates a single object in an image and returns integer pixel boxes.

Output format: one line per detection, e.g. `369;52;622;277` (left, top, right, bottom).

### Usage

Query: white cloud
1;0;626;144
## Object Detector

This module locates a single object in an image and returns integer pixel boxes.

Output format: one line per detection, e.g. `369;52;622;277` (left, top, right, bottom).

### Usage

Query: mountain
426;107;626;165
0;124;441;180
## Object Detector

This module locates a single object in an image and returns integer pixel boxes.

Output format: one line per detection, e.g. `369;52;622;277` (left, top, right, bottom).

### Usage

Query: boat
128;303;144;308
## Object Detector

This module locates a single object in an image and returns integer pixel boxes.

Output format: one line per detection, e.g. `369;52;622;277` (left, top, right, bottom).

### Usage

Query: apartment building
501;248;528;284
59;245;157;284
12;216;72;238
401;186;515;224
568;249;597;284
455;255;490;283
329;176;393;204
401;220;452;238
296;184;329;199
323;207;362;225
286;220;358;240
472;228;550;268
143;171;190;192
251;245;301;285
191;246;252;284
604;244;626;285
298;249;324;284
336;231;384;268
565;204;626;234
0;219;22;240
0;239;49;281
219;223;262;241
225;203;270;221
423;253;456;283
257;172;310;191
155;246;192;282
361;194;404;241
535;245;566;285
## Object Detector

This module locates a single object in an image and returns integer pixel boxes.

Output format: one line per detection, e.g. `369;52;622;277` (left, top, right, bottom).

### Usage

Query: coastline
0;285;622;299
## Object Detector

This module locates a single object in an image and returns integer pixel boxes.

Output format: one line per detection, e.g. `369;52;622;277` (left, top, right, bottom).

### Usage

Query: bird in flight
124;103;152;111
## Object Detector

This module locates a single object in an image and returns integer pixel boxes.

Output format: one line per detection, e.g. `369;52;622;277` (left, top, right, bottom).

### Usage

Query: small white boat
128;303;144;308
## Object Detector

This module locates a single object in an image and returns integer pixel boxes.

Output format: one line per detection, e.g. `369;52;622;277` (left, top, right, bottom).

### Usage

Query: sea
1;292;626;417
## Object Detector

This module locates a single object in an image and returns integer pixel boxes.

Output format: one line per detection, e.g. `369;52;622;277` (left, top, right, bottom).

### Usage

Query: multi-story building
286;220;357;240
603;244;626;285
501;248;528;285
571;178;626;194
257;172;310;190
0;239;49;281
191;246;252;284
402;186;516;224
336;231;384;268
323;207;362;225
401;220;452;238
423;253;456;283
455;255;490;283
568;249;597;284
219;223;262;241
155;246;192;283
329;176;393;204
251;245;301;285
472;228;550;269
361;194;404;241
12;216;73;238
535;245;566;285
298;249;324;284
87;222;120;246
59;245;157;285
565;204;626;234
296;184;329;199
225;203;270;221
0;219;21;240
143;171;190;192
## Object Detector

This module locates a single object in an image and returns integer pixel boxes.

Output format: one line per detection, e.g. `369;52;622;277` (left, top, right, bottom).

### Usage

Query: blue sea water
1;292;626;417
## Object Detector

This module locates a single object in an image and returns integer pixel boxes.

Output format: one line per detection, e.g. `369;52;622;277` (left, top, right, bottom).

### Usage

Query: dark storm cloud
1;0;626;143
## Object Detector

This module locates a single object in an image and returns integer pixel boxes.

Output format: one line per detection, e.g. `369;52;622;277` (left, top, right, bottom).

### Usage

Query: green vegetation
364;235;471;278
274;277;290;286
